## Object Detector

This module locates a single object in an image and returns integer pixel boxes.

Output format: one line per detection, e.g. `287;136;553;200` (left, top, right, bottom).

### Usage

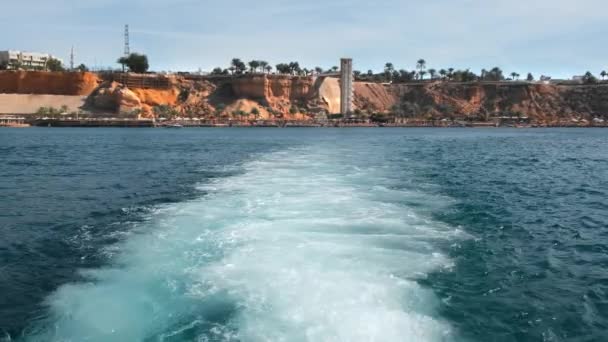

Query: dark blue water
1;128;607;341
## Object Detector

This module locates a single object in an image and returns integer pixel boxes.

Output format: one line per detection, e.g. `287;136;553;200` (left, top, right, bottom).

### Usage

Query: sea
0;128;607;342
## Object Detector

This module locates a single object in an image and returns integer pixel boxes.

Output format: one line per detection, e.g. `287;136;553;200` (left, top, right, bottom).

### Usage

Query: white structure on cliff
340;58;354;115
0;50;62;70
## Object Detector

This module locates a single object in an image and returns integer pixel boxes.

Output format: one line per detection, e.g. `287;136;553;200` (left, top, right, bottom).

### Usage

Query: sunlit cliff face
4;71;608;122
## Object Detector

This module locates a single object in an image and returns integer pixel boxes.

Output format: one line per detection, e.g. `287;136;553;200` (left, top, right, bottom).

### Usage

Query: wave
23;146;462;342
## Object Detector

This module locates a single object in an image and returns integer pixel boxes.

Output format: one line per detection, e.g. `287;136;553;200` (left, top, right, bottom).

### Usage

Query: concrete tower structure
340;58;354;115
70;46;74;70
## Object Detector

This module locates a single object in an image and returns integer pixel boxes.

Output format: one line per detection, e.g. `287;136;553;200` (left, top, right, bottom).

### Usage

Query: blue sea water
0;128;607;341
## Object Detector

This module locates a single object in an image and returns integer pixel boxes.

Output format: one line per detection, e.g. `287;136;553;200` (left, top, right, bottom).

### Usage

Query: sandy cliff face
231;75;313;100
310;77;341;114
212;75;318;119
353;82;401;113
131;88;180;114
230;75;314;114
0;71;99;95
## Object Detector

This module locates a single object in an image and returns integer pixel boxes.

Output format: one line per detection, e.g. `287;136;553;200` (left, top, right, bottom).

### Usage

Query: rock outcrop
354;81;608;122
88;81;142;114
230;75;314;114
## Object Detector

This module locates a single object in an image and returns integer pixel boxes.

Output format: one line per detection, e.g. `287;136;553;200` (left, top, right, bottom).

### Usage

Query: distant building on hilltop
571;75;585;84
0;50;62;70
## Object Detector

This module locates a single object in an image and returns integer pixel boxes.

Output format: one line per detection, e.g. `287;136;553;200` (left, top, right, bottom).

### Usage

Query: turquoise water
1;128;607;341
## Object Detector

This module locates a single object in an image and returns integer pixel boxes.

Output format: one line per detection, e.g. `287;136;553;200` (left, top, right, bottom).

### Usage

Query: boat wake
24;146;462;341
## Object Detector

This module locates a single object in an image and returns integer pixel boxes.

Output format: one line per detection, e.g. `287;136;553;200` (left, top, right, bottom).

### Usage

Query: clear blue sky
2;0;606;79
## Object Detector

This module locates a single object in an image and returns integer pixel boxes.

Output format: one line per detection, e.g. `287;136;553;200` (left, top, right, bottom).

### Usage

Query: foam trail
24;146;462;342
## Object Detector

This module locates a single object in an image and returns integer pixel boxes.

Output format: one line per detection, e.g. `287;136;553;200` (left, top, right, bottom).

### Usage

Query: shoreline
20;118;607;129
8;124;607;129
0;116;602;129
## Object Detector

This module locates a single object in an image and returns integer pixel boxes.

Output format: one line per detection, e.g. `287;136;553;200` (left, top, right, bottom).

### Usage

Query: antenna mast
124;24;130;56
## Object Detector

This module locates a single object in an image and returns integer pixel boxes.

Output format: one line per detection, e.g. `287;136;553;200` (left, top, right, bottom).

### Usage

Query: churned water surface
1;128;607;341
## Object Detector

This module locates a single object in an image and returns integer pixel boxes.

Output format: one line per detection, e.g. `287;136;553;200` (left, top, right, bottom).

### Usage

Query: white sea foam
25;146;461;342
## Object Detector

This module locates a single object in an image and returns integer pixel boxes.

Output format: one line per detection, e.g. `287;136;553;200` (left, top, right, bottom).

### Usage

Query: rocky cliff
0;71;99;95
355;82;608;122
3;71;607;123
230;75;314;114
88;81;142;113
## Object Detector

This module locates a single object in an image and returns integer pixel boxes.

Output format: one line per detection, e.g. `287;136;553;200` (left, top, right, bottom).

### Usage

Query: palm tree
428;68;437;80
448;68;454;80
439;69;447;80
231;58;245;74
481;69;488;80
265;65;273;74
416;59;426;73
583;71;597;84
314;67;323;75
117;56;128;72
490;67;503;81
231;58;240;70
384;63;395;82
288;62;301;75
251;107;260;120
419;70;427;80
601;70;607;80
510;72;518;80
259;61;268;74
248;60;260;73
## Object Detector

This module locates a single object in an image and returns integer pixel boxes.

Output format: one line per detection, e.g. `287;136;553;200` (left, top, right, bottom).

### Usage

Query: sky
2;0;607;79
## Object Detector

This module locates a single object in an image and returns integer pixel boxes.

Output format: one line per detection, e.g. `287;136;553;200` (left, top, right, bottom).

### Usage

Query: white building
0;50;62;70
572;75;585;82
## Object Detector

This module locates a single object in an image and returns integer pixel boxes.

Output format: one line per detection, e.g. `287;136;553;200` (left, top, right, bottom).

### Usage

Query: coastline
13;119;608;128
19;117;607;128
